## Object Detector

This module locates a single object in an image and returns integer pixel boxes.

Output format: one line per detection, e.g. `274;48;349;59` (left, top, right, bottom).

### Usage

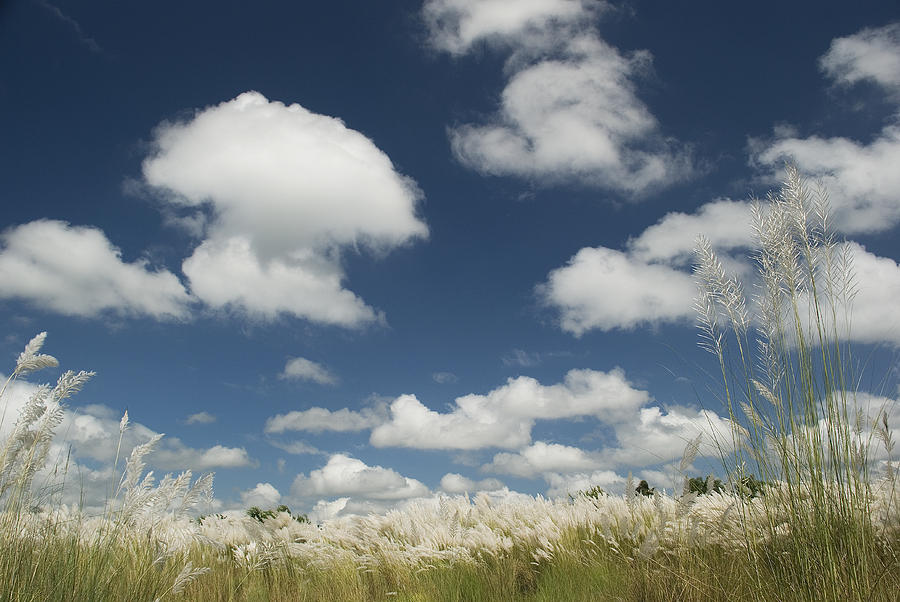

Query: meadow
1;168;898;601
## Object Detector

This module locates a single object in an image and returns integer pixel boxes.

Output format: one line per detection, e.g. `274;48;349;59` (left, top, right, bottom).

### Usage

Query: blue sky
1;0;899;518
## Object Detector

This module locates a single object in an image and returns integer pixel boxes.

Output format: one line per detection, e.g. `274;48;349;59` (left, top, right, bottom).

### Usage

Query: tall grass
0;168;898;601
693;165;898;600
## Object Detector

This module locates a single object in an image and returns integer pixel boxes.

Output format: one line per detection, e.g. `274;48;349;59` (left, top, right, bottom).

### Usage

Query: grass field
1;168;898;601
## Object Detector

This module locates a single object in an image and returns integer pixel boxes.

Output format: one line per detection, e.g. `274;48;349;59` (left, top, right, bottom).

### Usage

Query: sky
1;0;899;520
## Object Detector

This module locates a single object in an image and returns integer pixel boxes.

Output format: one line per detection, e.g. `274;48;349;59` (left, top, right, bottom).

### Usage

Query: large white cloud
425;1;691;193
0;220;192;319
143;91;428;326
539;246;697;335
291;454;429;500
369;368;650;449
542;24;900;338
484;441;600;477
819;22;900;93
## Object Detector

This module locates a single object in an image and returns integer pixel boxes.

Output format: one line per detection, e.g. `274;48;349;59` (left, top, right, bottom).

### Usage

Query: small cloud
184;411;216;425
268;439;322;455
432;371;458;384
501;349;541;367
279;357;337;385
439;473;505;494
240;482;281;508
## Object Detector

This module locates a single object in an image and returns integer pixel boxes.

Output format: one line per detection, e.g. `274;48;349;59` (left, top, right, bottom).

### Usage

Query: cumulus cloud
424;0;691;193
754;24;900;235
0;220;192;319
539;246;697;335
439;473;505;494
0;373;252;512
369;368;650;450
279;357;337;385
484;441;600;477
542;198;900;344
603;405;732;468
755;126;900;235
291;454;429;500
822;242;900;345
264;407;380;434
143;91;427;326
543;469;624;498
627;199;754;265
819;22;900;93
423;0;597;55
240;482;282;508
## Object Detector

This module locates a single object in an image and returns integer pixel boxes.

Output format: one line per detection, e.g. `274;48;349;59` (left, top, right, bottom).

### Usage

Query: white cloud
754;126;900;235
543;469;624;498
823;242;900;345
184;411;216;425
0;220;191;319
604;405;733;468
291;454;429;500
539;246;697;335
423;0;596;55
369;368;650;450
182;237;379;326
0;374;251;512
240;482;281;508
143;91;427;326
628;199;754;265
425;1;690;193
438;473;505;494
279;357;337;385
264;407;379;434
754;24;900;235
484;441;600;477
448;36;691;193
819;23;900;93
143;440;255;471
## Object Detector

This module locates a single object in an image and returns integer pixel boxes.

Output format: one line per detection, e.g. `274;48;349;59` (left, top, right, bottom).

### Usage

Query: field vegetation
1;168;898;600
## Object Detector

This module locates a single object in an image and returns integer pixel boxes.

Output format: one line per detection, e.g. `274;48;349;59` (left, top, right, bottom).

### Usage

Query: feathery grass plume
693;165;898;601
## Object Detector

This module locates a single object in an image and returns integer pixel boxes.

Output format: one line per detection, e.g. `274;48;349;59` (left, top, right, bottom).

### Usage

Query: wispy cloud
36;0;101;53
183;411;216;425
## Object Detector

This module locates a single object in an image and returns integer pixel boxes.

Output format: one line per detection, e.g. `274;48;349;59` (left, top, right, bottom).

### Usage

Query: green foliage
687;475;724;495
571;484;605;502
635;480;655;497
246;504;309;524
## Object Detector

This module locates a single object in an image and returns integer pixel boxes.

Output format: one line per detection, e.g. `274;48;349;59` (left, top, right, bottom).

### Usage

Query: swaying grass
0;167;898;601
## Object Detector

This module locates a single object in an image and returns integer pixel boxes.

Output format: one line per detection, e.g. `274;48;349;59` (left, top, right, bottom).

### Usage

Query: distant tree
573;484;605;501
247;504;309;523
738;474;766;498
687;475;724;495
635;480;655;496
